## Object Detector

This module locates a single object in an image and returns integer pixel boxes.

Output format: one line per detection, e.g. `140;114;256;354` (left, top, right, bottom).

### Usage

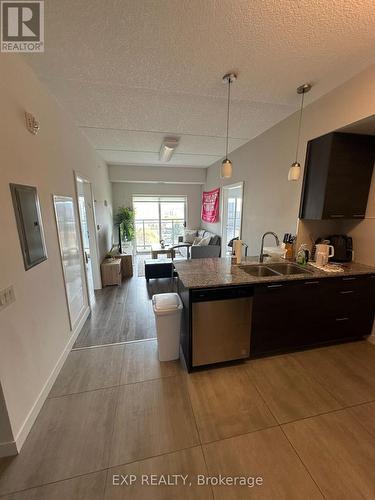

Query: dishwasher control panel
191;285;253;302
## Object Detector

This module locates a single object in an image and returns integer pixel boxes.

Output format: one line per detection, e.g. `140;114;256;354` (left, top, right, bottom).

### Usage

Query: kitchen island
174;257;375;371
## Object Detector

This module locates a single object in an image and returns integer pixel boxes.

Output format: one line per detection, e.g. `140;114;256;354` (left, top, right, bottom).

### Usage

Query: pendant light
221;72;237;179
288;83;312;181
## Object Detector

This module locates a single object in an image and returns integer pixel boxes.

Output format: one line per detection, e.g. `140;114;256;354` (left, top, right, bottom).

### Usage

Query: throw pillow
198;235;211;246
192;237;202;246
184;230;197;244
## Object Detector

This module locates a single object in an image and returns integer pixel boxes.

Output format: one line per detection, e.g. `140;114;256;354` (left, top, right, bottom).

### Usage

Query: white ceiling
24;0;375;168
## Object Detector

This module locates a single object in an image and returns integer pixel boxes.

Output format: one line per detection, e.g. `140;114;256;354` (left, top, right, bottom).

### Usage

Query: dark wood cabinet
299;132;375;220
250;274;375;358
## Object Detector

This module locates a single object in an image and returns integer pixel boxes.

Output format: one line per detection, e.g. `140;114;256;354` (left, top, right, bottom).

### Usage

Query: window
133;196;187;252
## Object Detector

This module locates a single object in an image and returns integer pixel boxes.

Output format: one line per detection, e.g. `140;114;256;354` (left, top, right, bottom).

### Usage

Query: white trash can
152;293;183;361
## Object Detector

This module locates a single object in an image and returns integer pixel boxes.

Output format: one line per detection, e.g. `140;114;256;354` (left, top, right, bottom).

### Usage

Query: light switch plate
0;286;15;311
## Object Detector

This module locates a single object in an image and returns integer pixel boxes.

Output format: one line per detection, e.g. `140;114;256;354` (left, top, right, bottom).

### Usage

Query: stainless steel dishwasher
191;286;253;367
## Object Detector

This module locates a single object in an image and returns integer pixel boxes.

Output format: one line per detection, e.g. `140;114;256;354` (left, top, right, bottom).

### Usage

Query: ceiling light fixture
159;137;180;162
288;83;312;181
221;72;237;179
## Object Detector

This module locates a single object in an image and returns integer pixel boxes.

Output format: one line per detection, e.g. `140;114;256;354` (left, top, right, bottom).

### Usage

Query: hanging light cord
295;90;305;163
225;78;231;159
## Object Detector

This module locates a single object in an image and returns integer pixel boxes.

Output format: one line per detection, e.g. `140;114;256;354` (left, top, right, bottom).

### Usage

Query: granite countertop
174;255;375;289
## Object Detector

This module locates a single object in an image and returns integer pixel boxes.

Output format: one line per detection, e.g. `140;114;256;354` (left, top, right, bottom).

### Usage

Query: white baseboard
6;307;90;455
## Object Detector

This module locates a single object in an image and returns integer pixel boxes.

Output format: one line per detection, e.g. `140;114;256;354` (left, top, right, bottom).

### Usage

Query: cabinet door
323;275;375;341
250;283;294;357
251;276;375;358
323;134;375;219
299;134;332;219
251;281;316;356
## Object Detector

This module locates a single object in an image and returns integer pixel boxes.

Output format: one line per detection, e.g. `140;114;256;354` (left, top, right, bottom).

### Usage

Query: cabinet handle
267;284;283;289
352;214;365;218
343;277;356;281
329;214;345;218
340;290;354;294
304;281;319;285
336;317;349;321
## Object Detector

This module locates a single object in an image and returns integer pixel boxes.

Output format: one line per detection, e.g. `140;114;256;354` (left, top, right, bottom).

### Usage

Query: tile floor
2;340;375;499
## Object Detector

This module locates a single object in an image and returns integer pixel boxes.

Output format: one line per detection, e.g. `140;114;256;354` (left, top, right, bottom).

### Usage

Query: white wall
112;182;202;231
0;384;13;445
0;54;113;453
341;165;375;268
204;64;375;257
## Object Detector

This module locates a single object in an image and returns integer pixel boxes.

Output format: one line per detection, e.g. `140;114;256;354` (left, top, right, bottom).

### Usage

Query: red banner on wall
201;188;220;223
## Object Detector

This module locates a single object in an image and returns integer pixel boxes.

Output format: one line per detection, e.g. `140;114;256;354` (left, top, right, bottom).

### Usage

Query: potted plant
114;206;135;253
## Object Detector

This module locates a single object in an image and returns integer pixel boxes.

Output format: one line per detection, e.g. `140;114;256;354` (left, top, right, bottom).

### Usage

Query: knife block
285;243;294;260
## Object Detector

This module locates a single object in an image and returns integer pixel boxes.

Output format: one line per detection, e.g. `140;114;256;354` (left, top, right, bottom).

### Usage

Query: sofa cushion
209;235;220;246
191;245;221;259
192;236;202;246
198;235;211;246
197;229;206;238
184;229;197;244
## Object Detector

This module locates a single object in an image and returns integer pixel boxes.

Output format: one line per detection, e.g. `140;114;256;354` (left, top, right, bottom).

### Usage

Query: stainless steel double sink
239;262;313;277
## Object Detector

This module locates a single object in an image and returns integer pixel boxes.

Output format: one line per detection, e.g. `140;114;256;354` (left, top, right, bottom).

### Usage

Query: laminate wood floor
74;269;174;348
2;338;375;499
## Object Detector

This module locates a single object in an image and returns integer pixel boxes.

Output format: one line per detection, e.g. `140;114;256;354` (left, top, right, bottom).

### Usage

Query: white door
221;182;244;256
75;175;101;306
53;195;88;330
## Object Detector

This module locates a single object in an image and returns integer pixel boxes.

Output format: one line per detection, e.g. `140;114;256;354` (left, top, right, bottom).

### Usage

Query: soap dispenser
296;244;309;265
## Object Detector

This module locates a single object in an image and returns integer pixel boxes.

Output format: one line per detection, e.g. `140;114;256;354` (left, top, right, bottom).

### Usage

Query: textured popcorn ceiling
24;0;375;168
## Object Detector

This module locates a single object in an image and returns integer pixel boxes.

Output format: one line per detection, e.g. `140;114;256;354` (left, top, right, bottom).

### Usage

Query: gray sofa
177;229;221;259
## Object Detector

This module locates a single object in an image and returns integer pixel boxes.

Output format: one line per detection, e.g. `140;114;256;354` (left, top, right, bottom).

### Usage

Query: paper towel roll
234;239;242;264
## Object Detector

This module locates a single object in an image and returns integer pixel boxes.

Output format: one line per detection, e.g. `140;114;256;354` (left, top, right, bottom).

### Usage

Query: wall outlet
0;286;15;311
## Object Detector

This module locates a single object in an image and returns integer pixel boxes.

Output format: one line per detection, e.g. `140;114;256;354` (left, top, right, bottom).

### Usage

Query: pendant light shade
221;72;237;179
221;158;233;178
288;83;312;182
288;161;301;181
